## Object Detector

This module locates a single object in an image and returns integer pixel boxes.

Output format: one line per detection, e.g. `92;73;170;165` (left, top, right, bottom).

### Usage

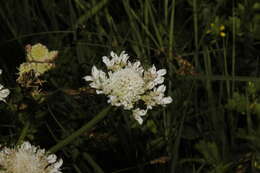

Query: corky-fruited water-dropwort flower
83;51;172;124
0;141;63;173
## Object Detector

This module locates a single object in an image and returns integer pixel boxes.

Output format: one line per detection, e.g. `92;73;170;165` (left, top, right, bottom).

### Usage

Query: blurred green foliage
1;0;260;172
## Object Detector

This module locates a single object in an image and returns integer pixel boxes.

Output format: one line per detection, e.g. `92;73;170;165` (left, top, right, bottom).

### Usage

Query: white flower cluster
0;141;63;173
83;51;172;124
0;69;10;103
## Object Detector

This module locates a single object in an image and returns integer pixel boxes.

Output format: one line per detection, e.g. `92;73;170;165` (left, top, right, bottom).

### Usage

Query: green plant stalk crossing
49;106;112;153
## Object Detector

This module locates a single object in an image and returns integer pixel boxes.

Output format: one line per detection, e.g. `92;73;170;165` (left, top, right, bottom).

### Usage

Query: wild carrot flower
0;141;63;173
83;51;172;124
0;69;10;102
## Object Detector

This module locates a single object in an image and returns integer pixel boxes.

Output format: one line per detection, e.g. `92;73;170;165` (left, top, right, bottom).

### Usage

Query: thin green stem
82;152;104;173
76;0;108;27
193;0;199;68
49;106;112;153
17;122;30;145
232;0;236;93
168;0;176;60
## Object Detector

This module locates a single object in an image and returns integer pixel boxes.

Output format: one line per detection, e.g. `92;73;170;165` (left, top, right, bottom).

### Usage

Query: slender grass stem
17;122;30;145
49;106;112;153
168;0;176;60
76;0;108;27
232;0;236;93
193;0;199;68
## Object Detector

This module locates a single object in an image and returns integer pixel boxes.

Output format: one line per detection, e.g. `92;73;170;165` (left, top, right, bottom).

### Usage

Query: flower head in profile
83;51;172;124
0;69;10;103
17;44;58;87
0;141;63;173
26;43;58;63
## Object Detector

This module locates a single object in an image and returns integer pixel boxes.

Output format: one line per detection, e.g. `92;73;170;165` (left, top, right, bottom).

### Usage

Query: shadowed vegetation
1;0;260;172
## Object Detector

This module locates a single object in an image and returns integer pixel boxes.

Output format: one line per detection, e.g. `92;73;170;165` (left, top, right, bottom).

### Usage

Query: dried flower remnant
83;51;172;124
150;156;170;165
0;69;10;103
175;56;198;76
26;43;58;62
0;141;63;173
17;43;58;87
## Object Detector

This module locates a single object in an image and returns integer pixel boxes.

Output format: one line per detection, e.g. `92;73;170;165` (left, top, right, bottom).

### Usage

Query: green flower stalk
49;106;111;153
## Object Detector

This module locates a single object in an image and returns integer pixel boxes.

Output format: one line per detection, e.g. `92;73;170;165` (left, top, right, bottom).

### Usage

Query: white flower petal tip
157;69;167;76
83;76;93;81
47;154;57;163
157;85;166;92
54;159;63;169
133;109;147;125
0;141;63;173
163;97;173;104
0;70;10;102
135;116;144;125
92;66;99;76
102;56;111;66
83;51;172;125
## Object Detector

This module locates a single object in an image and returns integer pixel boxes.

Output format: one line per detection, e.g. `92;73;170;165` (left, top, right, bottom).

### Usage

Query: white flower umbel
0;69;10;102
83;51;172;124
0;141;63;173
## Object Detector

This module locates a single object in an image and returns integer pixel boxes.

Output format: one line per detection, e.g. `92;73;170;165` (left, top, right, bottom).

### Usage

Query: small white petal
133;109;147;125
133;61;141;68
92;66;99;77
119;51;126;57
147;105;153;110
102;56;111;66
162;97;173;104
146;82;155;90
47;154;57;163
21;141;31;150
157;85;166;92
134;115;143;125
96;90;103;94
157;69;167;76
121;52;129;63
83;76;93;81
150;65;157;74
54;159;63;169
154;77;164;84
99;71;107;81
110;51;116;58
0;89;10;97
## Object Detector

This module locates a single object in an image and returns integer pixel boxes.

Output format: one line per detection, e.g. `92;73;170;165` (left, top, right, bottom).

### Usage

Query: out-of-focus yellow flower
220;25;225;31
207;22;227;38
206;30;211;34
220;32;226;37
